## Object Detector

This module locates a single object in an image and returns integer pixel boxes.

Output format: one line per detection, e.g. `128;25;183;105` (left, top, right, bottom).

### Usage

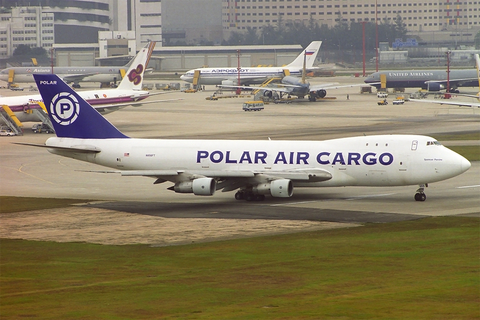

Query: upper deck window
426;141;442;146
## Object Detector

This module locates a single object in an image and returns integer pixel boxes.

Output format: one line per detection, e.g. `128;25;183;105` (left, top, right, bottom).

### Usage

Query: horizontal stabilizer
13;142;101;153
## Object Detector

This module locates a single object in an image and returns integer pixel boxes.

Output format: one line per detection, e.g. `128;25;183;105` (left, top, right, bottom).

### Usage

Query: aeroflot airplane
0;42;155;125
179;41;322;86
22;74;470;202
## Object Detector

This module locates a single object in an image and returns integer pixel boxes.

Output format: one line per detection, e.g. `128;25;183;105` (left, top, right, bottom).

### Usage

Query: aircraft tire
235;191;244;200
254;194;265;201
414;193;426;201
245;193;255;201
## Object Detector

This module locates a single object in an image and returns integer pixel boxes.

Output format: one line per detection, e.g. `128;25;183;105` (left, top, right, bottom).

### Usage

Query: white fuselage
0;67;123;84
180;67;304;86
0;89;149;124
45;135;470;188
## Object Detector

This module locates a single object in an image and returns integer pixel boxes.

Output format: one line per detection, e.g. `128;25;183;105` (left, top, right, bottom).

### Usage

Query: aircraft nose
180;74;186;80
460;155;471;173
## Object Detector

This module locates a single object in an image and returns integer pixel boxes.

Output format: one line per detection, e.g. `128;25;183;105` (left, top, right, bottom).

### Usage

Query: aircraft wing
309;83;365;91
118;168;332;190
410;98;480;108
425;78;479;87
452;92;480;99
94;98;183;114
218;84;295;93
62;74;101;83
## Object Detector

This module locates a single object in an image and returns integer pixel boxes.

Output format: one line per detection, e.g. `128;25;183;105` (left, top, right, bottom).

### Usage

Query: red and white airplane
1;42;156;125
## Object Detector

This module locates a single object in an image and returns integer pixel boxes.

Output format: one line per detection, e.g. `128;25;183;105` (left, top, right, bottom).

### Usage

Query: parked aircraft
1;42;156;125
180;41;322;86
220;55;360;101
0;47;148;87
410;54;480;108
364;65;478;92
19;73;471;202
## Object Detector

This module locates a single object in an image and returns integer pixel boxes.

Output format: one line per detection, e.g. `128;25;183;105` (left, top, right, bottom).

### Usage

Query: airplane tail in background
286;41;322;69
117;41;156;91
33;74;129;139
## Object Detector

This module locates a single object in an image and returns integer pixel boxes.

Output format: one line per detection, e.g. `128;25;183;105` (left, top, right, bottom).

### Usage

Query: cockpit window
426;141;442;146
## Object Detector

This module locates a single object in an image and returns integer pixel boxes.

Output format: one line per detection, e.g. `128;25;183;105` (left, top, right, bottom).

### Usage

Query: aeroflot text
197;151;394;166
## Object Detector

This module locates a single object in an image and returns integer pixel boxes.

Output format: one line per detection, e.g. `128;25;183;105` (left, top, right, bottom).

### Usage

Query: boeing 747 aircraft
1;42;156;126
364;65;478;92
21;74;470;202
180;41;322;86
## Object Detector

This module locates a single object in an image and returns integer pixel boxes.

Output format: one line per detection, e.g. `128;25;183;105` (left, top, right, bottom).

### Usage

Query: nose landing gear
414;184;428;201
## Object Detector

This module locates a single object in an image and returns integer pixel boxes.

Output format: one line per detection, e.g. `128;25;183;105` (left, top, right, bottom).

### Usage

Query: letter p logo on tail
34;74;129;139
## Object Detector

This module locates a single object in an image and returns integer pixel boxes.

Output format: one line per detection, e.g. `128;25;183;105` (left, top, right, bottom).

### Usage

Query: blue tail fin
34;74;129;139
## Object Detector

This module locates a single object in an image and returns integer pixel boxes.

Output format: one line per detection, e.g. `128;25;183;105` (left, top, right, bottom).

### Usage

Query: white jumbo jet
21;73;471;202
1;42;156;125
179;41;322;86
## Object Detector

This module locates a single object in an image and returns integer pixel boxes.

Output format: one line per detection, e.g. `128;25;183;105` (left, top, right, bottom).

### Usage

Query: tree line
222;15;408;52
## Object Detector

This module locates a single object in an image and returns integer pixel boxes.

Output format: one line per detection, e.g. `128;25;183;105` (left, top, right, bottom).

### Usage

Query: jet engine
426;82;444;92
263;90;273;98
252;179;293;198
221;80;234;86
172;178;216;196
313;89;327;98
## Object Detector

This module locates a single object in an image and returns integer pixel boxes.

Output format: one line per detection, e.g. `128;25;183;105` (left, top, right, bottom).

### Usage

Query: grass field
447;145;480;161
1;216;478;319
0;196;89;213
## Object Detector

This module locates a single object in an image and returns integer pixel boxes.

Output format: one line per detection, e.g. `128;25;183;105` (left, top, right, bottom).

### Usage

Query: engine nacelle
271;179;293;197
426;82;444;92
221;80;234;86
173;178;216;196
263;90;273;98
252;179;293;198
315;89;327;98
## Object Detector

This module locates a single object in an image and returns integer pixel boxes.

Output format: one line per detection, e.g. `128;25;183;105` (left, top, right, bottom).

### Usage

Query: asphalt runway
1;76;479;244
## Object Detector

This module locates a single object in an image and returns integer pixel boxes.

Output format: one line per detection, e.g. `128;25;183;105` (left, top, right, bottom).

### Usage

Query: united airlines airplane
21;74;470;202
410;54;480;108
180;41;322;86
1;42;155;125
364;67;478;92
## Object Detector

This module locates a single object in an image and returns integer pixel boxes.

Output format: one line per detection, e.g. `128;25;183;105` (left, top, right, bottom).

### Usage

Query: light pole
236;49;241;95
362;21;366;77
375;0;379;72
445;50;451;99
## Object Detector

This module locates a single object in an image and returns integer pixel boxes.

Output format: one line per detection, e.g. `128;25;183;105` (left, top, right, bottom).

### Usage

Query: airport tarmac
1;76;479;245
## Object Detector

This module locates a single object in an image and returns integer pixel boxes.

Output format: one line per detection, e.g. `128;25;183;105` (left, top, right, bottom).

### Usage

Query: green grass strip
0;197;90;213
1;216;478;319
447;145;480;161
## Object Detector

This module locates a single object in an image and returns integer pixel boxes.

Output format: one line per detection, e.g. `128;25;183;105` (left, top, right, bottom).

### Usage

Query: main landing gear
414;184;428;202
235;190;265;201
